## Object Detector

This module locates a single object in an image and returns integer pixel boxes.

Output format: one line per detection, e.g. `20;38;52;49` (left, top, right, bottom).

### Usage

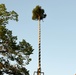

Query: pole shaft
38;18;41;75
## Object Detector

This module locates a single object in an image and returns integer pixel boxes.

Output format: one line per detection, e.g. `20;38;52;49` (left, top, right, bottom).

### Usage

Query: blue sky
0;0;76;75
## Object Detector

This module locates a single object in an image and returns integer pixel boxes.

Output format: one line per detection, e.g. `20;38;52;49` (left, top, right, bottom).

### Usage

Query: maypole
38;16;41;75
32;5;46;75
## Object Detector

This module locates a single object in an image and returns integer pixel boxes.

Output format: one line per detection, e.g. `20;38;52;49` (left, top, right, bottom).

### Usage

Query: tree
32;5;46;75
0;4;33;75
32;5;46;21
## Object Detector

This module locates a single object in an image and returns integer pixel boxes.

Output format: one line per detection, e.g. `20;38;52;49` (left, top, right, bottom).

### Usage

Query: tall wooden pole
38;16;41;75
33;16;44;75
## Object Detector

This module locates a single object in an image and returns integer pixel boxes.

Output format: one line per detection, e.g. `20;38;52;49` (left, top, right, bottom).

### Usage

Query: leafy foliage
0;4;33;75
32;5;47;20
0;4;18;26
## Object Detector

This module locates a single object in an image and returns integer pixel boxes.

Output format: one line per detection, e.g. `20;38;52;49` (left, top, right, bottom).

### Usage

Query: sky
0;0;76;75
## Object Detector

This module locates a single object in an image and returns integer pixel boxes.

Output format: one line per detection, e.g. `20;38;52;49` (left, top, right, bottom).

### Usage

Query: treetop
32;5;47;21
0;4;18;26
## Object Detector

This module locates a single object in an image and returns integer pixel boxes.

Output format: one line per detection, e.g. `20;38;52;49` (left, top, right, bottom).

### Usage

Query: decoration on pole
32;5;47;75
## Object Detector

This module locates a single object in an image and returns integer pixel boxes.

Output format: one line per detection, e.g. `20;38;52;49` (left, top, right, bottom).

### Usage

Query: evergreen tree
0;4;33;75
